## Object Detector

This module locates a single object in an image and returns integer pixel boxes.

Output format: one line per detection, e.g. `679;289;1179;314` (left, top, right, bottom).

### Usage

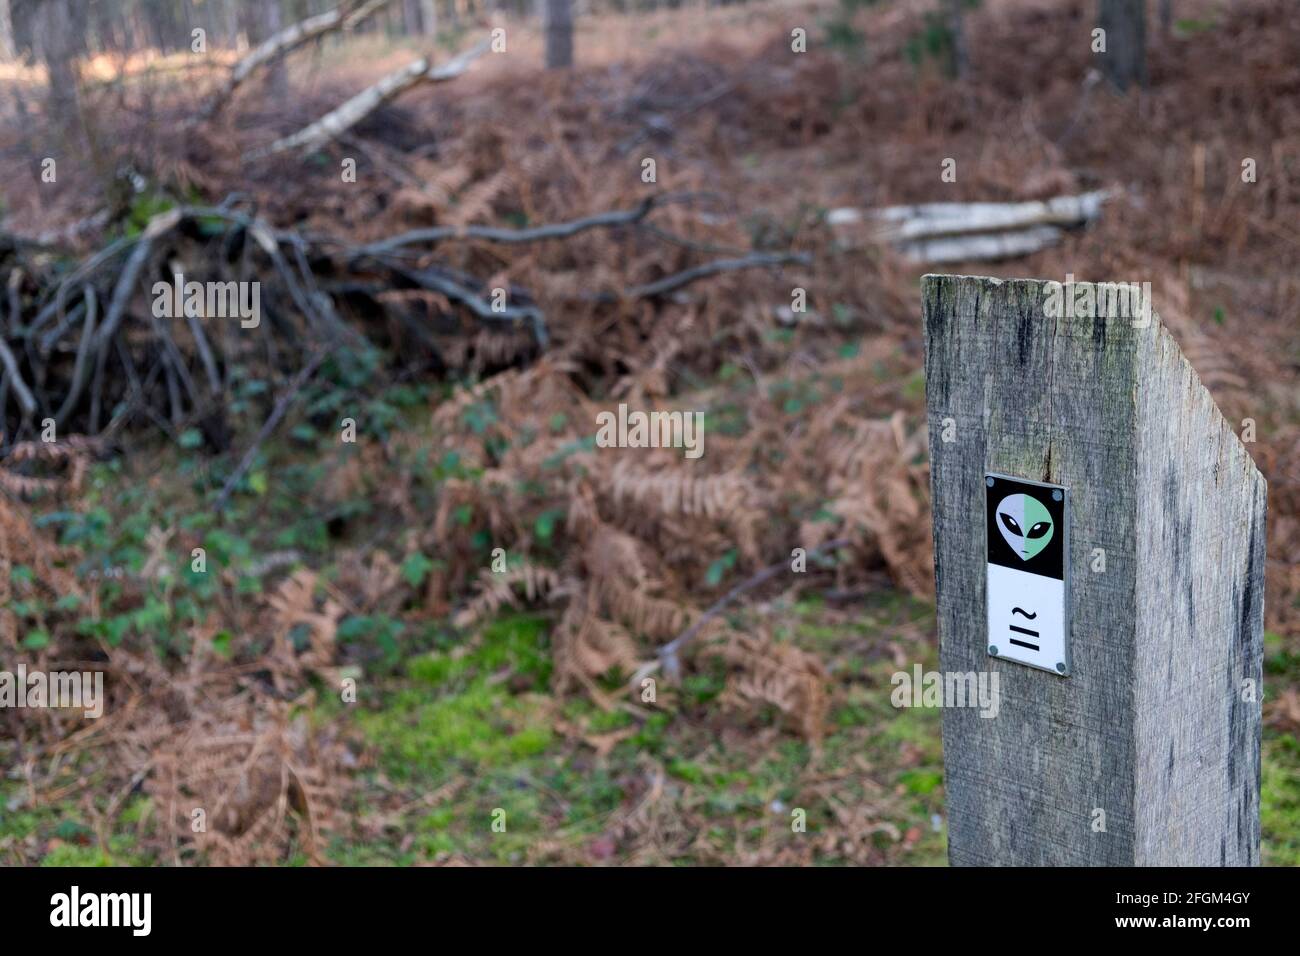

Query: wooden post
922;274;1266;866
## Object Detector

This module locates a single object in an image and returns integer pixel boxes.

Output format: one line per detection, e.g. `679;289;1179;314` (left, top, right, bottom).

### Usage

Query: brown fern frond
597;574;691;641
448;169;512;227
551;588;643;690
452;565;564;629
0;437;92;497
720;630;828;744
603;459;758;523
266;570;343;687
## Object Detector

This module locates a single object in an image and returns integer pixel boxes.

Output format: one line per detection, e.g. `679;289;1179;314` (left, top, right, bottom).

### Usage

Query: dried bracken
92;611;347;866
720;629;829;744
0;494;82;647
2;0;1297;869
0;438;92;499
415;342;933;721
453;565;564;629
267;570;345;690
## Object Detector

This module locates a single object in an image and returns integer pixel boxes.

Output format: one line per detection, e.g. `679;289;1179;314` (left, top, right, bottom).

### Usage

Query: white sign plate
985;473;1069;676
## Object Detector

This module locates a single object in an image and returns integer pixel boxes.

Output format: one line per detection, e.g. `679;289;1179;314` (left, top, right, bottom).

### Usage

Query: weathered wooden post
922;274;1266;865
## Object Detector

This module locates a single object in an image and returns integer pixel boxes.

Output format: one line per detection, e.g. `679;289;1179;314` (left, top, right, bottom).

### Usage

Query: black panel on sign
985;474;1065;580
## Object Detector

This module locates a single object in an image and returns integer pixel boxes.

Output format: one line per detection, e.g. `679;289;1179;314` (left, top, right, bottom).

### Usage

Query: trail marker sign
985;473;1069;676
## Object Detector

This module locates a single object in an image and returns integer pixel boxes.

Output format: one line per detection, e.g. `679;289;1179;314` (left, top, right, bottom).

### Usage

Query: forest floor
1;0;1298;866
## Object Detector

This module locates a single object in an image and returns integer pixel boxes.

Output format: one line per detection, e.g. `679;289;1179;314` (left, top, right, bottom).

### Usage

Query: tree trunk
0;0;16;61
420;0;438;36
542;0;573;70
943;0;967;78
89;0;120;56
143;0;185;54
1097;0;1147;91
249;2;290;96
31;0;84;121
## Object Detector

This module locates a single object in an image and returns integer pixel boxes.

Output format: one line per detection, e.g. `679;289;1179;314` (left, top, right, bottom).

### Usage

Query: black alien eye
1026;521;1051;539
999;513;1022;536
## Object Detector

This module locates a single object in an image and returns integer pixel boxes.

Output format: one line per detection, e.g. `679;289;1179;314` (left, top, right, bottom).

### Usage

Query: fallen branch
248;37;492;160
393;263;549;348
37;299;86;353
54;286;97;427
2;210;111;252
29;232;138;341
613;251;810;301
92;237;154;351
355;198;657;257
0;332;37;420
93;208;182;350
202;0;396;121
656;537;851;681
8;194;805;446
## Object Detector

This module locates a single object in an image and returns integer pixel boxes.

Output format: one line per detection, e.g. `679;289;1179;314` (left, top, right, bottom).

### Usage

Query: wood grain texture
922;274;1265;866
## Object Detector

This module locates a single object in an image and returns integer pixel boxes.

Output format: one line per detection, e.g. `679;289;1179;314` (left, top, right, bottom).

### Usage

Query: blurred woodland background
0;0;1297;866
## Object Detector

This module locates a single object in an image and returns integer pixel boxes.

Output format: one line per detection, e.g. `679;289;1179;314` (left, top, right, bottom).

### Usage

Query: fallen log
247;37;492;160
201;0;397;121
893;225;1066;265
827;190;1113;263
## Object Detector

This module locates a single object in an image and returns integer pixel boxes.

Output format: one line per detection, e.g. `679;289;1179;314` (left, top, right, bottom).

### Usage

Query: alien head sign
985;473;1069;676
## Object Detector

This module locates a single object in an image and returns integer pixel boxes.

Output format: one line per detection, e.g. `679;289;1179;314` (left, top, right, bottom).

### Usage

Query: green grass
0;794;152;867
328;594;956;865
1262;628;1300;866
1262;734;1300;867
8;455;1297;866
357;613;555;783
8;595;1296;865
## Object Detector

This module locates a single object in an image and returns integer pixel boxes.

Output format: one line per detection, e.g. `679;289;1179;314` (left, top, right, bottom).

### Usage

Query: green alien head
996;493;1054;560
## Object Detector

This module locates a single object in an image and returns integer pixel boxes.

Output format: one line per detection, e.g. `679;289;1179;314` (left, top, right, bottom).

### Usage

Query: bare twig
1;209;111;252
0;333;37;420
214;348;333;513
184;307;224;397
611;251;811;302
145;291;202;418
54;286;98;426
37;299;87;353
88;333;108;435
657;537;851;681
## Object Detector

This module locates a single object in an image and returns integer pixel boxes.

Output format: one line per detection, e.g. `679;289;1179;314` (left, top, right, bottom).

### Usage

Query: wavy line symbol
1010;607;1038;619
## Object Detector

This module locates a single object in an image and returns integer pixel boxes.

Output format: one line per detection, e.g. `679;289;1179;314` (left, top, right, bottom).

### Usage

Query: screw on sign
984;474;1068;675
